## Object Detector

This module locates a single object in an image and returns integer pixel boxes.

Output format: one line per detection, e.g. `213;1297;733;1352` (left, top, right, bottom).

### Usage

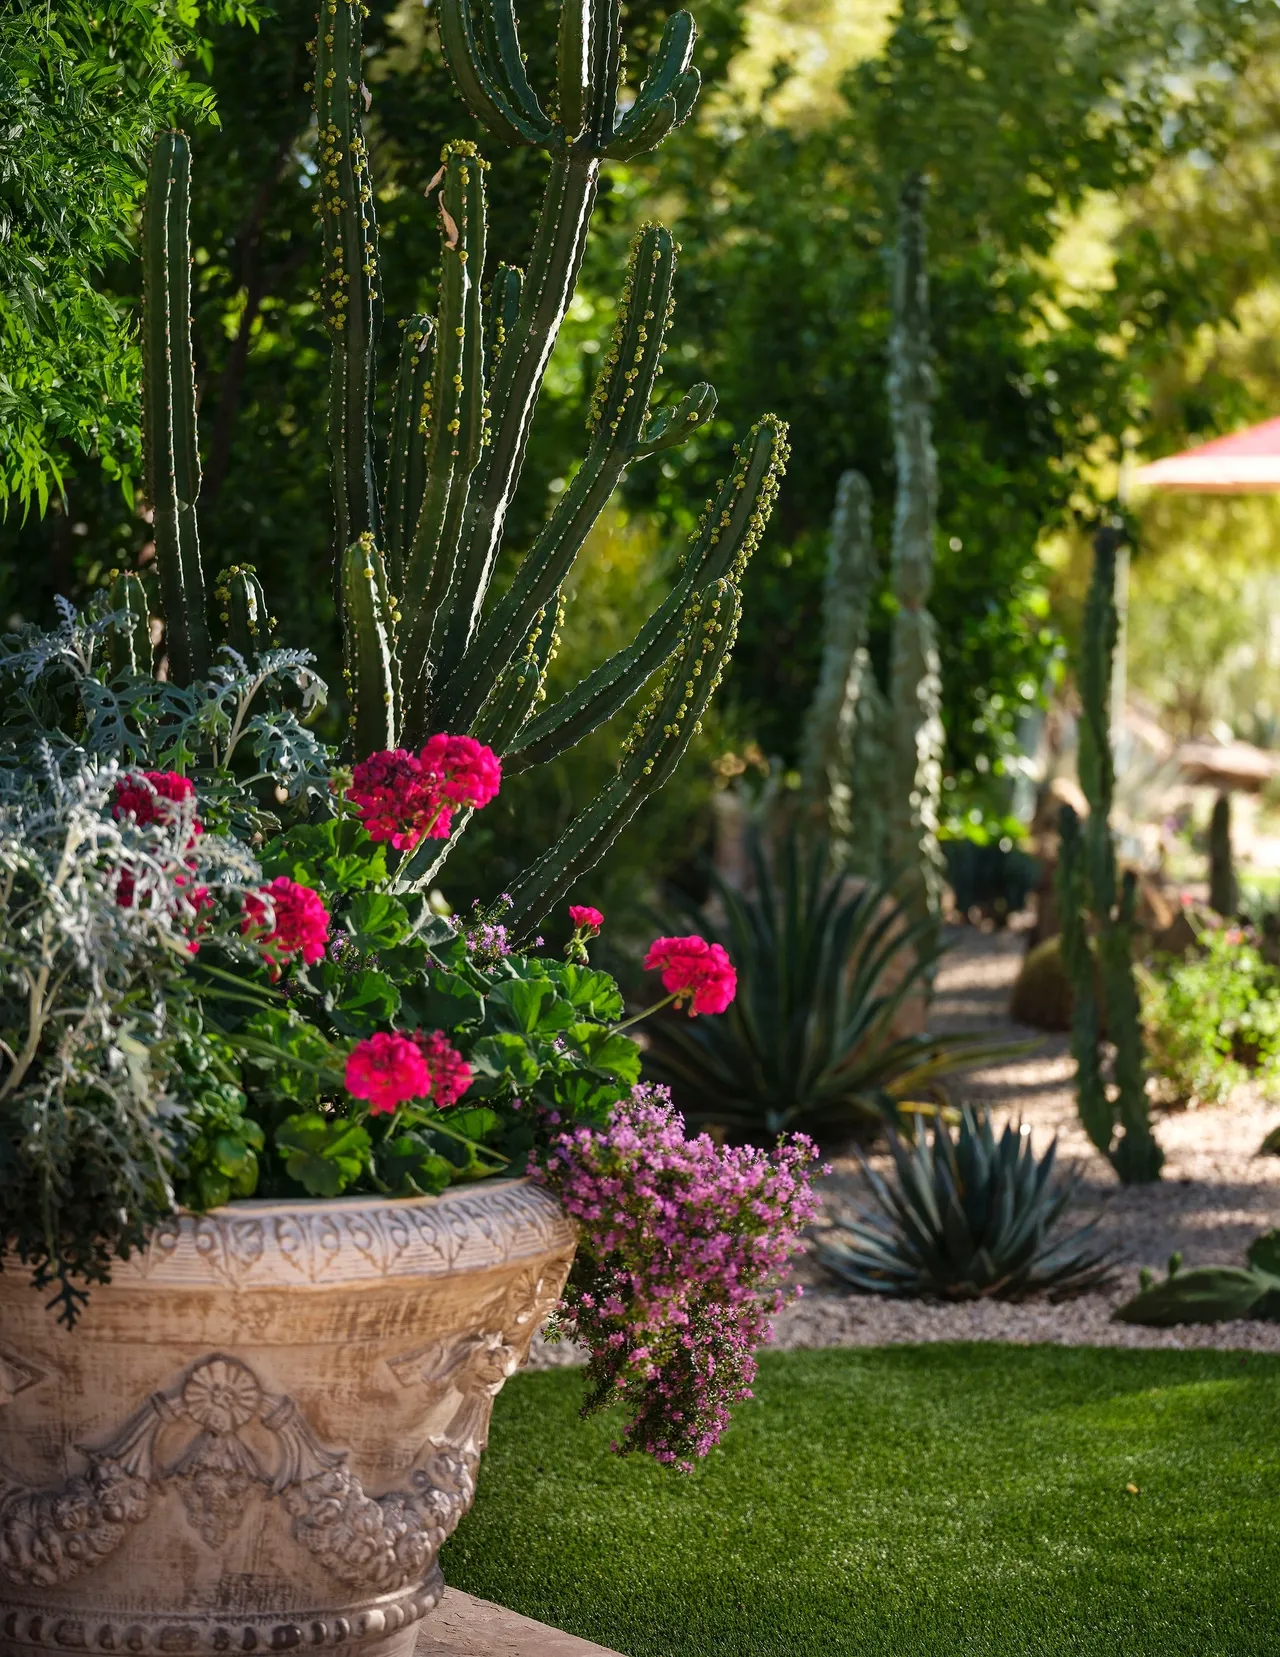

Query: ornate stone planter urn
0;1180;575;1657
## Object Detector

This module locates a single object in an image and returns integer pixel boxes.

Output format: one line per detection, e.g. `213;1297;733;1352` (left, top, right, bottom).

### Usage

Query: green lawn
443;1344;1280;1657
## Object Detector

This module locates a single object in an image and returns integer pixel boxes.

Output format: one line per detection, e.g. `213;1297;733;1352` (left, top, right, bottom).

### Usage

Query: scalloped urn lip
1;1175;577;1297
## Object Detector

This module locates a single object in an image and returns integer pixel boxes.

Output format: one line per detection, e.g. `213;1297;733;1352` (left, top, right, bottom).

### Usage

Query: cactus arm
582;0;621;148
885;173;944;938
342;533;399;758
435;225;716;729
315;0;381;554
397;146;490;724
633;381;716;457
604;13;698;159
104;570;154;678
506;416;787;771
215;565;274;661
1057;803;1110;1161
487;0;553;134
798;469;877;857
384;315;436;591
557;0;591;140
420;149;599;696
488;263;523;369
437;0;552;147
621;10;695;119
503;579;741;932
1105;869;1163;1183
143;131;209;686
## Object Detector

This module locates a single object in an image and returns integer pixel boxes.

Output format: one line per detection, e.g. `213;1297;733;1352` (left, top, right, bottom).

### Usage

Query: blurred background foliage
6;0;1280;921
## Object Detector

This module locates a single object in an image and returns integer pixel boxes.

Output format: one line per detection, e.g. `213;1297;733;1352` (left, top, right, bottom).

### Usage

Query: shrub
1142;923;1280;1108
815;1105;1113;1300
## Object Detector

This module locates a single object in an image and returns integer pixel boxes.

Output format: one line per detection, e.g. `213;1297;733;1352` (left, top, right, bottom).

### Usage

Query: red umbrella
1133;415;1280;492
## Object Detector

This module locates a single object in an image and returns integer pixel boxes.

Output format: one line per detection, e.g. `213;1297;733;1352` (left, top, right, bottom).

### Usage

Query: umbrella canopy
1133;415;1280;493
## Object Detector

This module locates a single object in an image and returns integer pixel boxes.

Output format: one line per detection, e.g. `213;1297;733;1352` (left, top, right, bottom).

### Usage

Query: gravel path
777;924;1280;1353
525;925;1280;1370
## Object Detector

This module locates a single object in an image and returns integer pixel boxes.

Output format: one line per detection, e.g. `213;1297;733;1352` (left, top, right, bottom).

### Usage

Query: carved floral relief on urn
0;1183;575;1657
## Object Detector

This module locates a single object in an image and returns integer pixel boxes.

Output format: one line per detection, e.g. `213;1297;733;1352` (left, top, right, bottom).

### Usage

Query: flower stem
609;992;678;1035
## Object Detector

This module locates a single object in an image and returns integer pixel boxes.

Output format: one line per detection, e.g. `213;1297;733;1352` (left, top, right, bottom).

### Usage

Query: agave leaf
818;1104;1115;1301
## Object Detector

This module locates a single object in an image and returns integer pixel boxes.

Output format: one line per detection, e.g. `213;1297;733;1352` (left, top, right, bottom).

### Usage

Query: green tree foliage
616;0;1265;810
0;1;258;520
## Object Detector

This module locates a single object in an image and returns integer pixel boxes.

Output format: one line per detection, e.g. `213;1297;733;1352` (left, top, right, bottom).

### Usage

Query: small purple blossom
532;1083;820;1471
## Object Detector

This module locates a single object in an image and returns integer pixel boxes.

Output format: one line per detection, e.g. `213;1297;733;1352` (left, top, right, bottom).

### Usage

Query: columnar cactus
140;0;788;931
797;469;888;872
885;176;945;936
1208;791;1238;916
1057;525;1163;1184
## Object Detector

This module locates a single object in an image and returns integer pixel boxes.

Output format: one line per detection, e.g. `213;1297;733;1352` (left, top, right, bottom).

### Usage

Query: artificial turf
442;1343;1280;1657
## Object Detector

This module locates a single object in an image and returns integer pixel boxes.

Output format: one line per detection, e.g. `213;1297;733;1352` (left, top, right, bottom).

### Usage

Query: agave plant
640;833;1011;1141
815;1105;1114;1300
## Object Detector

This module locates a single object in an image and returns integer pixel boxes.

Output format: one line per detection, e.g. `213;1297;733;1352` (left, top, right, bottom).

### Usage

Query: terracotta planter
0;1179;575;1657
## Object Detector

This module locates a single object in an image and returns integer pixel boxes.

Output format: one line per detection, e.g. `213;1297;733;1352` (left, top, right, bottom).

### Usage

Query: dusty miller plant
0;752;261;1320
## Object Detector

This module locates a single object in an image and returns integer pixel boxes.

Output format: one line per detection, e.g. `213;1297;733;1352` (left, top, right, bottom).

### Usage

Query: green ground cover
444;1344;1280;1657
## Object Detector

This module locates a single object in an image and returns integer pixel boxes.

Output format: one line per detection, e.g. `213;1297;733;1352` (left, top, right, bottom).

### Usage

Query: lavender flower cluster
534;1084;822;1470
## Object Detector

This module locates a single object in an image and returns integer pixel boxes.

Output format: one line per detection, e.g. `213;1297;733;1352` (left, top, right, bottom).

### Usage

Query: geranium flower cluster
111;770;207;928
242;875;330;977
534;1084;821;1470
643;934;737;1015
344;1029;472;1115
347;735;501;851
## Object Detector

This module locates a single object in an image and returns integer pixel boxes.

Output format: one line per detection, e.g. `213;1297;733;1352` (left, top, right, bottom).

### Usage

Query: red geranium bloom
643;935;738;1016
415;1030;472;1108
242;876;330;975
569;905;604;932
113;770;202;834
346;1031;431;1115
348;735;502;851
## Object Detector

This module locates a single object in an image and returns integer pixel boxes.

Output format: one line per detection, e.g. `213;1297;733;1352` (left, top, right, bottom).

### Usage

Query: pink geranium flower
348;735;502;850
345;1031;431;1115
569;904;604;932
345;1029;472;1116
415;1030;472;1108
642;934;737;1015
113;770;200;832
242;876;330;976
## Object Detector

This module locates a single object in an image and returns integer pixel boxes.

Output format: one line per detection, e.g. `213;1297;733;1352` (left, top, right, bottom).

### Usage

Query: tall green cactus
1208;792;1237;916
142;132;209;686
797;469;888;872
1056;525;1163;1185
885;176;945;937
140;0;786;932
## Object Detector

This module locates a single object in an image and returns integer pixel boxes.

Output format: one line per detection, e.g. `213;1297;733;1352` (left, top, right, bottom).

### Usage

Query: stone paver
415;1590;624;1657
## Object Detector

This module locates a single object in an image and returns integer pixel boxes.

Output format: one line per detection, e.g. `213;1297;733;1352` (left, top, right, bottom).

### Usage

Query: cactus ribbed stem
143;131;209;686
398;145;491;726
316;0;381;557
505;416;788;772
215;564;273;661
886;175;944;937
1057;525;1162;1184
437;149;600;668
504;576;744;932
437;224;714;731
342;532;399;758
384;315;436;590
105;571;154;678
798;469;881;864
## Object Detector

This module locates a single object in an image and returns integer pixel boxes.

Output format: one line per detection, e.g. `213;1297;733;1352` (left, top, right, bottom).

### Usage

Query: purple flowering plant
534;1084;822;1469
